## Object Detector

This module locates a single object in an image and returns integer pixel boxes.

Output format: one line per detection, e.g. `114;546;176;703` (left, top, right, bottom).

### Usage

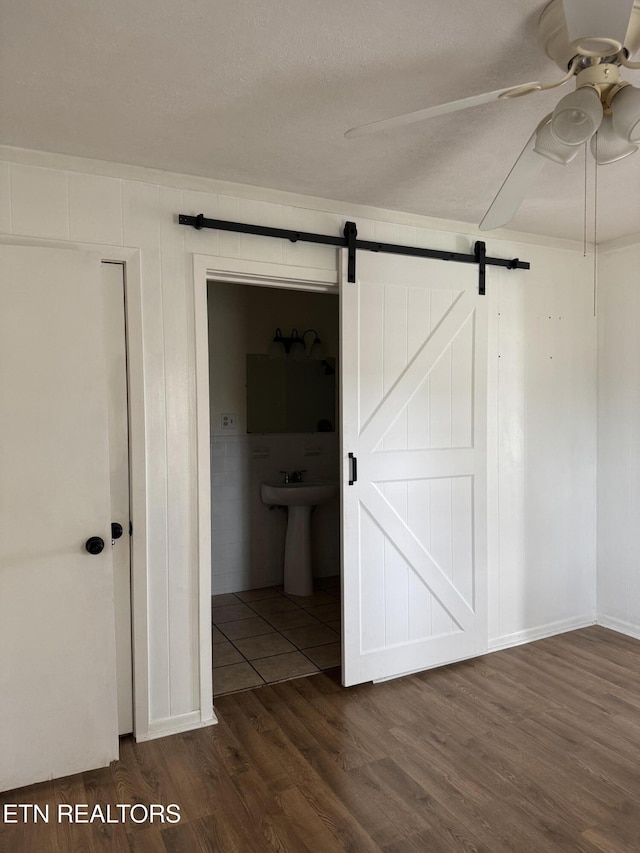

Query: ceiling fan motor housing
539;0;640;70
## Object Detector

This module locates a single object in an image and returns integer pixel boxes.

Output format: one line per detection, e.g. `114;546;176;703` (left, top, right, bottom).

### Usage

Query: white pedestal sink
260;481;338;596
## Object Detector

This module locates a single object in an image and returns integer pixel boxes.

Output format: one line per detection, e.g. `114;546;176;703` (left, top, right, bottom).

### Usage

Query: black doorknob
85;536;105;555
111;522;124;540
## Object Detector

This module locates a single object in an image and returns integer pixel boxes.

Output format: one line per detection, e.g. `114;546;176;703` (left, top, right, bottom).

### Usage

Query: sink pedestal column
283;505;314;596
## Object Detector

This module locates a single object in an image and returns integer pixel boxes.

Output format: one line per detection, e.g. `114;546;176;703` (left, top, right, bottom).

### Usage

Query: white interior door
0;245;118;792
101;261;133;736
341;250;487;686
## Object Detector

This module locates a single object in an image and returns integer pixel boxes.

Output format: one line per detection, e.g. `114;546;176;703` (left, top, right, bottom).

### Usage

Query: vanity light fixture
268;327;324;360
268;327;304;359
301;329;324;360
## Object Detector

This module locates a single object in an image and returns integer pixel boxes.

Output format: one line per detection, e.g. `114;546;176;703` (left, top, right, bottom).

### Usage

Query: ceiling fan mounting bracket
538;0;640;71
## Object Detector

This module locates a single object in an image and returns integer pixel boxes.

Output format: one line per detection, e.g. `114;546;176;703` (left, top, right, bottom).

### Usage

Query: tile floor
212;575;341;697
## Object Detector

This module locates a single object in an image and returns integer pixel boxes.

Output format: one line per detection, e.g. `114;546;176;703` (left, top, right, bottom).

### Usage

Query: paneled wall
597;243;640;637
0;147;598;738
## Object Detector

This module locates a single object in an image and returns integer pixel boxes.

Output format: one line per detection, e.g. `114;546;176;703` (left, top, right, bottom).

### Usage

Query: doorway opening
206;280;341;698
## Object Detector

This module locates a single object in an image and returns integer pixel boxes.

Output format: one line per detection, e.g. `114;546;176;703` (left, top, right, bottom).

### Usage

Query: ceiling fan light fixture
591;114;638;164
551;86;603;145
611;84;640;143
534;116;581;164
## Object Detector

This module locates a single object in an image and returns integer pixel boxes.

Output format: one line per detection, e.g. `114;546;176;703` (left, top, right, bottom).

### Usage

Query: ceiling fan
345;0;640;231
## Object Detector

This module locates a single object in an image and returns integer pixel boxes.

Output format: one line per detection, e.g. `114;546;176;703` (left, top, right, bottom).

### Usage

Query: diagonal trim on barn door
360;481;475;630
359;290;476;454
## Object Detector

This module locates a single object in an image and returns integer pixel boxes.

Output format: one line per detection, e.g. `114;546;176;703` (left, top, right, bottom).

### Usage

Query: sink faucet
280;470;306;483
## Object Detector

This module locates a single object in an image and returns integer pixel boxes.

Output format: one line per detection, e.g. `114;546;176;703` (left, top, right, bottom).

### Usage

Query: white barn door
341;250;487;686
0;245;118;791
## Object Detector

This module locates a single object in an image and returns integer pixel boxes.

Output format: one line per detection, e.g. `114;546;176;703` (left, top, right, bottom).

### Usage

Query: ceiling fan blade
344;82;542;139
562;0;634;53
479;129;547;231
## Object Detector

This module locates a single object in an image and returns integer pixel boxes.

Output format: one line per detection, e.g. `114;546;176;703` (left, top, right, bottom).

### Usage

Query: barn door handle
85;536;105;555
348;452;358;485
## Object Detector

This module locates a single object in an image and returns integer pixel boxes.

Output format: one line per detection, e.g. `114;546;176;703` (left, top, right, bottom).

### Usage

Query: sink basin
260;481;338;507
260;480;338;595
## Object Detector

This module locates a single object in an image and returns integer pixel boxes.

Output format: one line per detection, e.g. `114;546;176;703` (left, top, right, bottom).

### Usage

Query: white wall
597;242;640;638
0;146;598;740
488;246;597;647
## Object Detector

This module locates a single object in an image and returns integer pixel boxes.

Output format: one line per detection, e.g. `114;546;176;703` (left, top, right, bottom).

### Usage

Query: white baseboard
136;709;218;742
596;614;640;641
488;614;597;652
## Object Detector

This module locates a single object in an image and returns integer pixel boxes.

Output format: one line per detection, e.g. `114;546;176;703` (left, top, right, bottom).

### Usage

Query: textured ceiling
2;0;640;243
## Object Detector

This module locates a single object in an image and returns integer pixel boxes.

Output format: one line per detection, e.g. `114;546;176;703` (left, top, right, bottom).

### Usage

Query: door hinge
129;521;133;536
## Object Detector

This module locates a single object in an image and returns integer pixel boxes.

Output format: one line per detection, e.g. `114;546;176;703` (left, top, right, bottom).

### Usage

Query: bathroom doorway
206;280;341;697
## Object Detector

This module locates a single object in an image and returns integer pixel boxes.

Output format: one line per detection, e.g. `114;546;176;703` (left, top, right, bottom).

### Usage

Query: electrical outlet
221;413;237;430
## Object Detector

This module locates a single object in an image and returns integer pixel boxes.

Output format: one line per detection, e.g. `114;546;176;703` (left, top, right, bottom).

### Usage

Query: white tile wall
210;433;339;593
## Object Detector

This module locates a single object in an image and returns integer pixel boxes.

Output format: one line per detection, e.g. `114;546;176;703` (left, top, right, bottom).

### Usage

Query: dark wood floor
3;626;640;852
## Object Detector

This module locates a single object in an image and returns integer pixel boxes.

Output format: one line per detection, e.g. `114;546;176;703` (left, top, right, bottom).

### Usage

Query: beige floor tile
249;597;301;616
234;633;297;660
213;641;244;668
264;609;320;631
214;662;264;696
235;587;282;603
219;617;275;640
212;625;227;643
305;603;341;623
251;652;319;683
281;623;339;649
211;593;239;607
209;583;343;695
212;602;256;623
303;642;342;670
